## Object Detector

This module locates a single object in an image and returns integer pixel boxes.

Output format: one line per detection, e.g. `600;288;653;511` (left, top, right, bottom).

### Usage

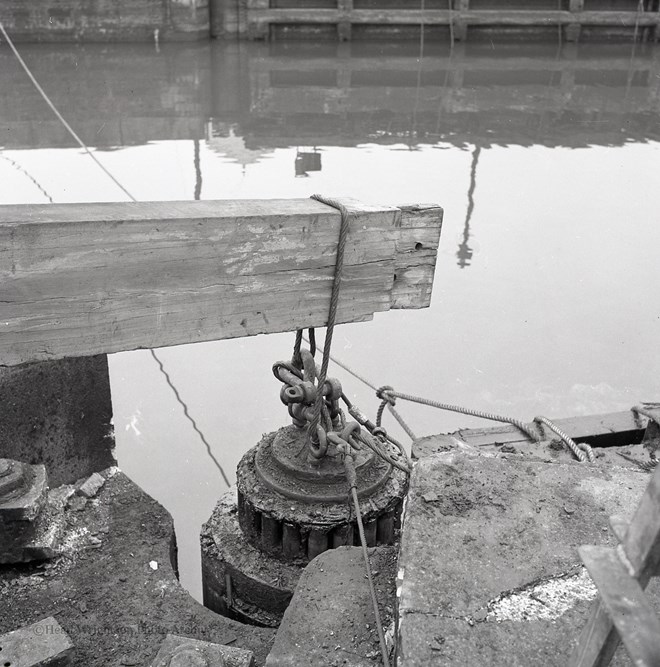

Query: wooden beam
457;410;641;448
571;466;660;667
0;198;442;367
579;545;660;667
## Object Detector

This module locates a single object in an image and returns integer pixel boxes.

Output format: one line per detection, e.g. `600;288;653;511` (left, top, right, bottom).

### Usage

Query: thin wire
0;20;137;202
150;350;232;487
0;154;54;203
343;454;390;667
303;334;378;391
351;486;390;667
2;23;229;481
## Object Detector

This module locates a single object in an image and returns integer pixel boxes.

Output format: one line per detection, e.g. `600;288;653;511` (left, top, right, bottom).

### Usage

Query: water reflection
457;145;480;269
3;41;659;153
2;38;659;602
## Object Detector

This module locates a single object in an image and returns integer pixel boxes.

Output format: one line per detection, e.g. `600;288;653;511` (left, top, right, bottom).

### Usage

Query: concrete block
150;633;254;667
0;356;115;487
396;450;656;666
75;472;105;499
266;546;397;667
0;616;74;666
0;460;48;522
0;487;67;564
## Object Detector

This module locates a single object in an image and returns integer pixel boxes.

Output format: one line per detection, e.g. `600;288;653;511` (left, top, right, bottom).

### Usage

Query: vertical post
210;0;240;38
338;0;353;41
566;0;584;43
246;0;270;39
559;42;578;106
454;0;470;42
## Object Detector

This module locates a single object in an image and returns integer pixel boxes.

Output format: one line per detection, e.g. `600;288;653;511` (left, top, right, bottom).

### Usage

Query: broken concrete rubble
0;470;275;667
0;616;74;667
75;471;105;499
0;459;70;564
150;633;255;667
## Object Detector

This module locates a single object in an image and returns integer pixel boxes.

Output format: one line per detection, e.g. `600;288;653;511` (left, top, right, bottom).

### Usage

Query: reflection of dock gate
212;0;660;42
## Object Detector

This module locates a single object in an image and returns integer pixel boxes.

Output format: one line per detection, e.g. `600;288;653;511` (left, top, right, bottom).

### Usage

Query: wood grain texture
579;545;660;667
0;198;442;366
457;410;642;448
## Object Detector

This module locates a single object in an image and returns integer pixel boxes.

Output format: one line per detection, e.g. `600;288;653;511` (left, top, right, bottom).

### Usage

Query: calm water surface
1;39;659;600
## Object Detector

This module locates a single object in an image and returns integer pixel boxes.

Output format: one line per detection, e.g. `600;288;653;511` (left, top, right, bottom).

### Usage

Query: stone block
396;450;657;666
266;546;397;667
150;633;254;667
0;356;115;487
0;460;48;522
76;472;105;499
0;486;68;564
0;616;74;666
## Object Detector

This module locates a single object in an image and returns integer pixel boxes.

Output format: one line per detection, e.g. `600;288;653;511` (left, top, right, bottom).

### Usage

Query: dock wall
0;0;659;41
212;0;660;42
0;0;210;42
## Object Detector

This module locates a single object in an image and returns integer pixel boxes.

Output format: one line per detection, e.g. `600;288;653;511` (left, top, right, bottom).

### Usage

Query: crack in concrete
400;567;598;625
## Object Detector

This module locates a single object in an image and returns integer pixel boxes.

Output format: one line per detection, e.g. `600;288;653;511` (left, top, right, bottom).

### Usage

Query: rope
0;21;137;202
150;350;231;487
631;404;660;425
534;416;595;463
318;349;597;464
379;387;540;443
377;389;418;442
306;195;352;452
344;454;390;667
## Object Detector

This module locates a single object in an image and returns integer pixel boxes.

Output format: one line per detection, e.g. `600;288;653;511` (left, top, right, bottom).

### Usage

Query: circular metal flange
236;427;407;563
254;424;391;503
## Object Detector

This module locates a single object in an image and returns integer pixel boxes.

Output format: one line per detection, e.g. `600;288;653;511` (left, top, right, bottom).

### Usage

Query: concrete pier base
396;448;660;666
0;355;115;487
201;489;304;627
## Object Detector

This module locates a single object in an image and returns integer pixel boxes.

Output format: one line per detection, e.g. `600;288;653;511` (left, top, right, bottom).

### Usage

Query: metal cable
150;350;231;487
534;416;595;463
355;431;411;475
0;20;137;202
344;455;390;667
2;21;235;483
307;195;352;450
0;154;54;203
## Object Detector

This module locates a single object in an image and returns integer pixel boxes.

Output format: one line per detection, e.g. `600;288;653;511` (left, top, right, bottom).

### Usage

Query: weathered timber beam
413;410;645;459
456;410;644;449
0;198;442;367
